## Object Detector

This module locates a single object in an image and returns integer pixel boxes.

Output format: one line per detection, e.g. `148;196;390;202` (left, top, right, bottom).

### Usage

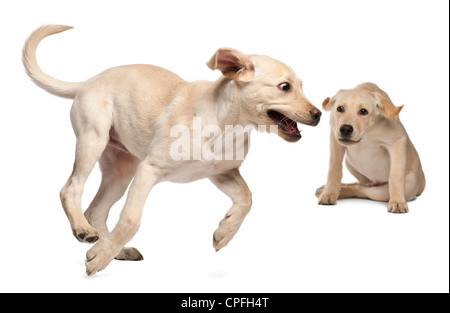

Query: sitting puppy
316;83;425;213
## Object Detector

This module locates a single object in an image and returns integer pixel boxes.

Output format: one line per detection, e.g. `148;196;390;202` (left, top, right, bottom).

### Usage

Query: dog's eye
337;106;344;113
360;109;369;115
279;83;291;92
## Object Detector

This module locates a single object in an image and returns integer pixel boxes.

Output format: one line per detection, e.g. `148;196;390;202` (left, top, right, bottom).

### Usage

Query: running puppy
316;83;425;213
23;25;321;275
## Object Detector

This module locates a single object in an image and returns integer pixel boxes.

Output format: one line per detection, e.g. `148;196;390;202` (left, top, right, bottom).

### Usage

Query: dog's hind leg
84;145;144;260
209;168;252;252
316;183;390;201
85;161;163;275
60;98;112;243
317;183;410;213
338;183;390;201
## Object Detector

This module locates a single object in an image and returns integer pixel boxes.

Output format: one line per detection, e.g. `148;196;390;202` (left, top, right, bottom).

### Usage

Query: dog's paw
73;225;99;244
85;239;121;276
388;201;409;214
213;214;244;252
115;247;144;261
318;189;339;205
315;185;325;198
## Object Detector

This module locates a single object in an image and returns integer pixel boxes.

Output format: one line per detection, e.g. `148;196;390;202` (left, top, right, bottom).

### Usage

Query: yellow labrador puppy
316;83;425;213
23;25;321;275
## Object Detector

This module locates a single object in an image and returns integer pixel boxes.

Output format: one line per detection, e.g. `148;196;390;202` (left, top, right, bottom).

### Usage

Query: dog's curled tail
23;25;81;99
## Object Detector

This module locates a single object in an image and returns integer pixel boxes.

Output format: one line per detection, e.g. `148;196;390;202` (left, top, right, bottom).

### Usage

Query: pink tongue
286;123;300;136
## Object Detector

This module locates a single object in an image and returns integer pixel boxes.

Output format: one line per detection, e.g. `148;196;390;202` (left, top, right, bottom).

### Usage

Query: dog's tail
23;25;81;99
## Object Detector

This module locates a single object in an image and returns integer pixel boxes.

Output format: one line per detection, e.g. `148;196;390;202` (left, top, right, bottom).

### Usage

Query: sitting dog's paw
317;188;339;205
388;201;409;214
315;185;325;198
85;239;121;276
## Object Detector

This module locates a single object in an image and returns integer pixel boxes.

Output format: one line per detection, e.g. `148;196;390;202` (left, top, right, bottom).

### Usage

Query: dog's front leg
85;161;162;276
210;168;252;252
387;139;408;213
317;135;346;205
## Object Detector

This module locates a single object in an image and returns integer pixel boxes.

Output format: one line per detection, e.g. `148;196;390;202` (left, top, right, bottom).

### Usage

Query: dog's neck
208;77;252;129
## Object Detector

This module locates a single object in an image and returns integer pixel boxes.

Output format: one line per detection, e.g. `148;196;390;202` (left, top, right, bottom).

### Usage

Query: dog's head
322;82;404;146
207;48;321;142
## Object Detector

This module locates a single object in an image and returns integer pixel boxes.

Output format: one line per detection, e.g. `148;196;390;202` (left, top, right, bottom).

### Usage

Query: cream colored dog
316;83;425;213
23;25;321;275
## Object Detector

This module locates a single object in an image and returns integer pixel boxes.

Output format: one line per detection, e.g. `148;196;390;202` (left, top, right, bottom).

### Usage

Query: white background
0;0;448;293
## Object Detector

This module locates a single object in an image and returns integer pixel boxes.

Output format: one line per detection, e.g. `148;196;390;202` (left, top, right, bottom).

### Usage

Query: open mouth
267;110;301;139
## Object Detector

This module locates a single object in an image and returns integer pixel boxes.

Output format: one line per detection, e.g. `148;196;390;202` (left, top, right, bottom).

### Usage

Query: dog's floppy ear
322;97;335;111
359;83;404;118
376;88;405;118
378;98;404;118
207;48;255;82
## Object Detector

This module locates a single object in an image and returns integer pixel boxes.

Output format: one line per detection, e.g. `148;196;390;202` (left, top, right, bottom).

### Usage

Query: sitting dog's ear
359;83;404;118
372;89;404;118
322;97;335;111
377;98;404;118
207;48;255;82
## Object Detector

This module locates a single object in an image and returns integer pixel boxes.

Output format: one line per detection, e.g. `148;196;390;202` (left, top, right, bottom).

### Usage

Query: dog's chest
346;143;391;182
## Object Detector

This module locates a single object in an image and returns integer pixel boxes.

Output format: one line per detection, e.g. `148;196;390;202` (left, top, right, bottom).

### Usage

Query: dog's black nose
310;108;322;121
340;124;354;136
